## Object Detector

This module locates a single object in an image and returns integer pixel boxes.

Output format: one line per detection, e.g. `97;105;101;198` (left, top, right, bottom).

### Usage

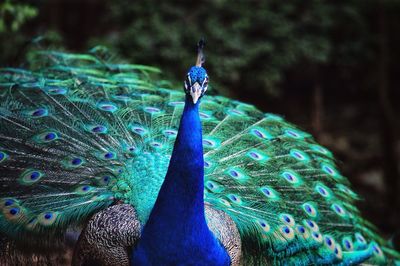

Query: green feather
0;49;399;265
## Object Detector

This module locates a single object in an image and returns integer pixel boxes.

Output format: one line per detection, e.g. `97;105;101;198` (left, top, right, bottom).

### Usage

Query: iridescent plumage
0;48;399;265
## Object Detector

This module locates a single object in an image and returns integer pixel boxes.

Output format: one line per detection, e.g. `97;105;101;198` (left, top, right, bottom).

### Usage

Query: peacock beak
190;83;202;104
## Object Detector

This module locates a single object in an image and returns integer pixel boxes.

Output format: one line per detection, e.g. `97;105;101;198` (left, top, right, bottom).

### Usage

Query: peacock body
0;47;399;265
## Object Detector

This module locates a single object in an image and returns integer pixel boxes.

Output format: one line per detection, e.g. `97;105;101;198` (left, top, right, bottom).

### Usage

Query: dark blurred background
1;0;399;239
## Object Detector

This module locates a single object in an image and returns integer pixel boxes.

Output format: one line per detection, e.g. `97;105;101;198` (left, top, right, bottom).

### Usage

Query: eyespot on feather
26;107;49;118
296;225;310;239
331;203;347;217
280;225;295;240
302;202;318;218
0;151;8;163
279;213;295;227
247;149;269;163
289;149;310;162
75;185;95;195
43;86;68;95
260;186;280;200
355;232;367;244
33;131;60;144
334;243;343;259
0;198;18;210
303;219;319;232
371;243;384;257
219;198;231;207
131;125;148;136
19;169;45;185
324;235;336;253
97;101;118;112
342;237;354;251
101;151;117;160
163;129;177;138
95;175;115;186
256;219;271;233
62;157;85;169
281;170;302;185
311;231;323;243
87;124;108;134
37;211;59;226
26;217;38;230
315;183;332;198
144;106;162;114
250;127;273;140
321;163;341;180
202;137;220;149
284;128;305;139
227;194;243;205
2;204;25;221
205;181;224;193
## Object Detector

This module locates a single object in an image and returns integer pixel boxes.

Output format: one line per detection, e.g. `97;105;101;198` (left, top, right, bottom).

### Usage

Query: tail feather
0;51;167;242
0;49;398;265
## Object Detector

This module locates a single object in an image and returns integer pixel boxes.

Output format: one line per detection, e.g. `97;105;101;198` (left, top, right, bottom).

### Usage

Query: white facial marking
190;83;202;104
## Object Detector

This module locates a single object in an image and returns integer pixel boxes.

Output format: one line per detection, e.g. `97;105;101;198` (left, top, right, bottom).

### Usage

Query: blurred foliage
0;0;390;98
0;0;38;65
90;0;367;96
0;0;37;32
90;0;397;100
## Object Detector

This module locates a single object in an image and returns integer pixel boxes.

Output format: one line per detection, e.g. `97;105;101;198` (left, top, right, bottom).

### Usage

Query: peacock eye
203;77;209;87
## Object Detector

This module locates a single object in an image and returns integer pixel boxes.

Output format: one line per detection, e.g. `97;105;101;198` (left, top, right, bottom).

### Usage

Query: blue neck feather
158;96;205;217
131;96;230;266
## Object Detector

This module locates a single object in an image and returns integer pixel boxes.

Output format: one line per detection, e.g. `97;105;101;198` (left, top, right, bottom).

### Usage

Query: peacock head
184;39;209;104
184;66;209;104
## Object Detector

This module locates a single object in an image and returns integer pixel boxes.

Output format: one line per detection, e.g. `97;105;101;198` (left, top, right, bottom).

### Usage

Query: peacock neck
146;95;206;226
163;95;205;212
132;95;230;265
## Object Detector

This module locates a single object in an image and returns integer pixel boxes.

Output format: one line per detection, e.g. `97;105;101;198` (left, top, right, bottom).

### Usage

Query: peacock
0;41;399;266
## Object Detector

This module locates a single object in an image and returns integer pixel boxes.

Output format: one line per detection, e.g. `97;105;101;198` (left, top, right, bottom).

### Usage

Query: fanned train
0;49;399;265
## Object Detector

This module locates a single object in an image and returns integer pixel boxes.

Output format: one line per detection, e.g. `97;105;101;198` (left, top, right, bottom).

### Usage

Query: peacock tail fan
0;49;399;265
0;49;166;246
